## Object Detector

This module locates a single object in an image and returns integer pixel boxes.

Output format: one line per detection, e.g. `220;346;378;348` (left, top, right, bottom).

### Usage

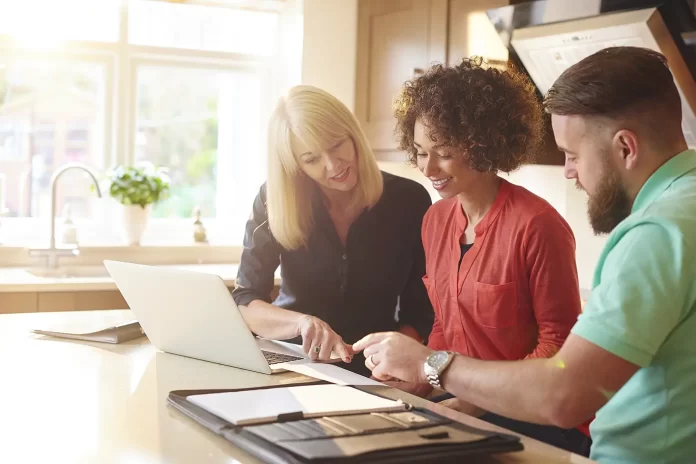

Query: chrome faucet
28;163;103;268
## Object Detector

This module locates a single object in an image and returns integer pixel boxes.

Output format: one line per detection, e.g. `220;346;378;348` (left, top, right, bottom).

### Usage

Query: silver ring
368;354;376;368
313;345;321;354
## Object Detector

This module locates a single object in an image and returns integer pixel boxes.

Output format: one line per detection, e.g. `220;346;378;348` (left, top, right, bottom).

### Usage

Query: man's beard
583;162;632;235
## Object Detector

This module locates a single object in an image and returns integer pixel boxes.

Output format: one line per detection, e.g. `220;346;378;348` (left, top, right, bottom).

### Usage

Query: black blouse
232;171;434;347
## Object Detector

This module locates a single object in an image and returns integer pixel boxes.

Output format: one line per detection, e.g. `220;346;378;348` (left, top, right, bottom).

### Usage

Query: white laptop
103;260;337;374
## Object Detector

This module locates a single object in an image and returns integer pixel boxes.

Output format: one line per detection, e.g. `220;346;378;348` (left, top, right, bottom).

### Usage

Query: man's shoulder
594;185;696;300
617;175;696;252
645;170;696;231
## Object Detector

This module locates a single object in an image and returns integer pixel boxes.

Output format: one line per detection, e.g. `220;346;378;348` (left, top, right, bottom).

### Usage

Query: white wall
502;165;568;217
301;0;358;111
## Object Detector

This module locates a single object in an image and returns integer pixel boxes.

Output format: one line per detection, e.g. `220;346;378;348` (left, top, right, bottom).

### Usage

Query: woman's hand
297;315;353;363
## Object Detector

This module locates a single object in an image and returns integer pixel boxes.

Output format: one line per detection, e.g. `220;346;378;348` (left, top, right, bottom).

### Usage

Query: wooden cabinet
0;283;274;314
355;0;448;154
0;293;38;314
37;291;129;312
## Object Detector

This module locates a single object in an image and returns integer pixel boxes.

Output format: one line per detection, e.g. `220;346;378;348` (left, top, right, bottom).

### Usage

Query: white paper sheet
281;361;384;386
189;384;403;425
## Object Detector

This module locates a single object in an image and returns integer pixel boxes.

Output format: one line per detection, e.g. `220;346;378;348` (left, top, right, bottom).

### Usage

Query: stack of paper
32;320;144;344
189;384;406;426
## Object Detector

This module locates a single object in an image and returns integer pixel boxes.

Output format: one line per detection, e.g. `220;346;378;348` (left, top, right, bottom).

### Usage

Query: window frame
0;0;288;247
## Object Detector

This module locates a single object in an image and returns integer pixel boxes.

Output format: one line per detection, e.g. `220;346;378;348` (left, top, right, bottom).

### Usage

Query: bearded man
353;46;696;464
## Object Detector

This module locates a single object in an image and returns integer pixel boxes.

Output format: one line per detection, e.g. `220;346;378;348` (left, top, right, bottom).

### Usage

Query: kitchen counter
0;263;281;293
0;309;594;463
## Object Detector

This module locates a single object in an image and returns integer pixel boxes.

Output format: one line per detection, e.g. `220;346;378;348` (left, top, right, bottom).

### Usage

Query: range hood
487;1;696;148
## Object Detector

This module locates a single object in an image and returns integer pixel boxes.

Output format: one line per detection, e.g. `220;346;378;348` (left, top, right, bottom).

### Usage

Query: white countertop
0;263;281;292
0;310;592;463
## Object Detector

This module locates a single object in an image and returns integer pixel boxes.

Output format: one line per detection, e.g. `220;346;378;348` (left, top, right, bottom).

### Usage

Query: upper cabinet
355;0;563;165
355;0;448;154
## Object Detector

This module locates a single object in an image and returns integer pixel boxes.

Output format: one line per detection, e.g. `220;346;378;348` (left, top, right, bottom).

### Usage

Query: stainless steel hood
488;0;696;148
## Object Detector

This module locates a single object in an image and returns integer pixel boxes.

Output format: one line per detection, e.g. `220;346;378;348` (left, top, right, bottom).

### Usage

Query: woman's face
413;119;481;199
293;136;359;193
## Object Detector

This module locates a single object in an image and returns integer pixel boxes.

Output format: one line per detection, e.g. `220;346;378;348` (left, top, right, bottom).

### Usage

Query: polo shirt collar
632;149;696;214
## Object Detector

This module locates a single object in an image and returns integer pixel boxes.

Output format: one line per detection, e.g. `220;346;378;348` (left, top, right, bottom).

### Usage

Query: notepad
189;384;407;426
281;362;385;386
32;320;144;344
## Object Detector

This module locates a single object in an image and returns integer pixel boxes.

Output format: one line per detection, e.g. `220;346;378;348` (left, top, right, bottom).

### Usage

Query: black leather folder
168;383;523;463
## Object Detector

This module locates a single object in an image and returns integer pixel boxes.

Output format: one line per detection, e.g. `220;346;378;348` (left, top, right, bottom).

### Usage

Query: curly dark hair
394;57;544;173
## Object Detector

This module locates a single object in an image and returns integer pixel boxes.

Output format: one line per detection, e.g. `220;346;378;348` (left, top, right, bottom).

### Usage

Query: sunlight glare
0;0;119;49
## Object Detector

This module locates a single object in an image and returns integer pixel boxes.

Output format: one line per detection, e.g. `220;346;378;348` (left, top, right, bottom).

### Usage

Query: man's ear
612;129;639;170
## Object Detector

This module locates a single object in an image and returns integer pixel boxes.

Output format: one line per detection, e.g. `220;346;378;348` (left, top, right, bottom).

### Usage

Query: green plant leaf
106;164;171;207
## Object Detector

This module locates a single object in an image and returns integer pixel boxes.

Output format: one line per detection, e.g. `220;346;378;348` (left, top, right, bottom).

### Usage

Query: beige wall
301;0;358;111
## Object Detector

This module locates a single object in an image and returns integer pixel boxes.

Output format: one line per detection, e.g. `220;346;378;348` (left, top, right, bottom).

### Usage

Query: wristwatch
424;350;456;389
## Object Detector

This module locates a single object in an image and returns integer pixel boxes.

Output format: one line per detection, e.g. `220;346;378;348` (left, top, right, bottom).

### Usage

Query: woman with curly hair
390;58;591;455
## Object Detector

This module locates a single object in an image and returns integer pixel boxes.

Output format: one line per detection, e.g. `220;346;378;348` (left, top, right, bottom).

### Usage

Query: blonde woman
232;85;433;372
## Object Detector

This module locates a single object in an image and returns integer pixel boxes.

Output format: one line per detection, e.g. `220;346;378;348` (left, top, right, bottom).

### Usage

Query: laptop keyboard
262;350;304;365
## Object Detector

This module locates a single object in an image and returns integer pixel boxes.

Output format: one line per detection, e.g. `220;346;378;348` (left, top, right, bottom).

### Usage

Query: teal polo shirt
572;149;696;464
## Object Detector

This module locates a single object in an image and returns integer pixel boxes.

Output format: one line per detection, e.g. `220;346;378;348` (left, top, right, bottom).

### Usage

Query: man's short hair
544;46;682;138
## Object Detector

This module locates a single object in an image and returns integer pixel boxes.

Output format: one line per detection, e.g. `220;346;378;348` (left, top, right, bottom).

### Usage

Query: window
0;0;120;45
129;0;279;56
134;65;265;223
0;59;107;219
0;0;302;245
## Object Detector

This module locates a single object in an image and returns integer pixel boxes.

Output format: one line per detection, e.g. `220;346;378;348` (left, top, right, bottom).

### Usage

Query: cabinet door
448;0;509;66
356;0;448;153
74;291;128;311
38;291;128;312
0;293;38;314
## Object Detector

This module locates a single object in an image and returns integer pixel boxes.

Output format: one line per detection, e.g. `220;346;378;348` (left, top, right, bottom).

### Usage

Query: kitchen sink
24;266;112;279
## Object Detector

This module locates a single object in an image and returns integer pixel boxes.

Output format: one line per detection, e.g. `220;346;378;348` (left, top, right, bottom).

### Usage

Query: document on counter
32;320;145;344
281;361;384;386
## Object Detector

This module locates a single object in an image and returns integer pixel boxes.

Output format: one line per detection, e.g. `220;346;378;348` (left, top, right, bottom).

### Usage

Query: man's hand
353;332;433;382
297;315;353;363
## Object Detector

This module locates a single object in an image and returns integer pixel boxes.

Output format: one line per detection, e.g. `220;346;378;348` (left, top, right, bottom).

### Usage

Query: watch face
427;351;449;370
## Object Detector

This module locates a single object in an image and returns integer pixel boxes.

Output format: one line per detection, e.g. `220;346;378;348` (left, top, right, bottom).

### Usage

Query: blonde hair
266;85;383;250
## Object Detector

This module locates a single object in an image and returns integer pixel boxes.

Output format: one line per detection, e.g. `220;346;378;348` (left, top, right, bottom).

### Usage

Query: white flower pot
121;204;151;246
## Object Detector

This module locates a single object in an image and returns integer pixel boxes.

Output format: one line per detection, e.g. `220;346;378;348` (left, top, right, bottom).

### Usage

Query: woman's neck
320;185;354;212
457;174;502;227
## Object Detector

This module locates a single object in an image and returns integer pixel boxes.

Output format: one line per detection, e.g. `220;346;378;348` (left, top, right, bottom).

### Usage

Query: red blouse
423;179;581;360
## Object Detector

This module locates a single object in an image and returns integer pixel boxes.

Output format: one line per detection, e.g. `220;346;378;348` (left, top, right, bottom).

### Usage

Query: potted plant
107;164;170;246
